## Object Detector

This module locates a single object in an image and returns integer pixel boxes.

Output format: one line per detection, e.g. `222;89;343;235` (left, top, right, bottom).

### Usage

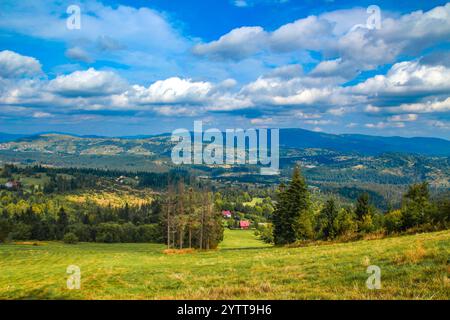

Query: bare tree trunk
172;231;176;248
166;205;170;249
178;181;185;250
189;228;192;249
179;227;183;249
167;183;175;249
200;205;204;250
188;187;193;249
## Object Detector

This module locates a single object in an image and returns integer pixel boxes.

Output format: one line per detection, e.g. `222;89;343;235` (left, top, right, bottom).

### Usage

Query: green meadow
0;229;449;300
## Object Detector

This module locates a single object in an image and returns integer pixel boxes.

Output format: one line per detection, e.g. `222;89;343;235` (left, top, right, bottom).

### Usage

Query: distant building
240;220;250;230
5;180;21;190
115;176;126;184
222;210;232;219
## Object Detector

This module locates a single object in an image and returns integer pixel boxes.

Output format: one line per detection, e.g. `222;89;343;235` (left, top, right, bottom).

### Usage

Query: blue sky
0;0;449;138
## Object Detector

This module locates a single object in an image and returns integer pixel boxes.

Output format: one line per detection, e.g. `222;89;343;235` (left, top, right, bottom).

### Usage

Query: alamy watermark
67;265;81;290
366;265;381;290
66;5;81;30
350;5;382;32
171;121;280;175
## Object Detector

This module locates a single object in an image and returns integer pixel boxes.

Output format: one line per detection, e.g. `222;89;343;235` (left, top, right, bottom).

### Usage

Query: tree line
0;194;163;244
270;167;450;245
2;164;190;192
0;178;224;248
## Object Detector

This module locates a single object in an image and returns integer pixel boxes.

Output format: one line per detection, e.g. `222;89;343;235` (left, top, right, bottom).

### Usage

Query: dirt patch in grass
13;242;46;246
393;241;438;265
163;248;197;255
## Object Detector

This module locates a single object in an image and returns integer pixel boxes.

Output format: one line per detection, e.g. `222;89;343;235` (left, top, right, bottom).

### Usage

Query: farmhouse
222;210;232;219
240;220;250;230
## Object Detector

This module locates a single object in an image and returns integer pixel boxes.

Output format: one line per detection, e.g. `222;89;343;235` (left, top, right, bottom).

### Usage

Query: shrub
10;223;32;240
121;223;139;243
359;214;375;234
333;208;357;238
68;223;93;242
384;210;403;234
138;224;162;243
0;219;12;243
255;223;274;244
95;223;123;243
63;232;79;244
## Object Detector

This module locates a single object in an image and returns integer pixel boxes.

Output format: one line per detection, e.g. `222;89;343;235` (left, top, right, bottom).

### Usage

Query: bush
384;210;403;234
121;223;139;243
95;223;123;243
333;208;357;238
10;223;32;240
255;223;274;244
0;219;12;243
68;223;93;242
63;232;79;244
138;224;162;243
359;214;375;234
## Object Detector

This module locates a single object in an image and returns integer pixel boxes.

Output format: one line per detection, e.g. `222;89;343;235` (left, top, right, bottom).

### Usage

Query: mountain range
0;129;448;207
1;129;449;156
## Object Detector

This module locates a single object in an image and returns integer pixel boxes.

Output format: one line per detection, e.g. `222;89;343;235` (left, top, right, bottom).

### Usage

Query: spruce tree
317;198;339;240
402;182;430;228
273;167;312;244
273;183;288;245
57;207;69;239
288;167;313;241
355;193;371;221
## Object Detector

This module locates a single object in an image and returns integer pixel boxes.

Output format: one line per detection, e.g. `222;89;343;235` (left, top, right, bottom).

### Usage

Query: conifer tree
273;183;288;245
402;182;430;228
317;198;339;240
273;167;312;244
355;193;371;221
57;207;69;239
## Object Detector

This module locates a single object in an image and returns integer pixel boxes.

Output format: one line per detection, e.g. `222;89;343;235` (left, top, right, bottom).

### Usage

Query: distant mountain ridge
279;129;450;156
1;129;448;194
1;128;449;157
0;133;26;142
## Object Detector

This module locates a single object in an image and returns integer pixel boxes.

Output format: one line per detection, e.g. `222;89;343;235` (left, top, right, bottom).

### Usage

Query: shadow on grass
220;246;273;252
12;288;77;300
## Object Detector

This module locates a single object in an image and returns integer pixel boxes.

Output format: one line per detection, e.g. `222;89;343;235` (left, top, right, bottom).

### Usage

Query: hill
0;131;449;208
2;128;450;156
280;129;450;156
0;229;448;299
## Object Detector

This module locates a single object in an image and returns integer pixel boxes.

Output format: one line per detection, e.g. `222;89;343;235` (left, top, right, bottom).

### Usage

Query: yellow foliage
66;191;152;208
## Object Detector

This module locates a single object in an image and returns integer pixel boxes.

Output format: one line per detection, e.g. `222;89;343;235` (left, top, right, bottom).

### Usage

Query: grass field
0;229;449;300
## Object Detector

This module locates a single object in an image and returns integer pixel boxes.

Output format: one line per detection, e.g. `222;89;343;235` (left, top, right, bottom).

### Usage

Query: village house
222;210;232;219
240;220;250;230
5;180;21;190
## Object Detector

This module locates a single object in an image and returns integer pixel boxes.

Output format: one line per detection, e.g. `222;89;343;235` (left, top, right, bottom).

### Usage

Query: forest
0;164;449;248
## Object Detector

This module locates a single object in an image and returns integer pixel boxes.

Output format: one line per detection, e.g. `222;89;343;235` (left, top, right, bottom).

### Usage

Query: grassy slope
0;230;449;300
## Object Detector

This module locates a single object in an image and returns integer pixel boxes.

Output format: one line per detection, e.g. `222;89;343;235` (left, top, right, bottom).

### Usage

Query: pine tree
57;207;69;239
273;183;288;245
355;193;371;221
402;182;430;229
317;198;339;240
273;167;312;245
289;167;313;240
0;218;12;242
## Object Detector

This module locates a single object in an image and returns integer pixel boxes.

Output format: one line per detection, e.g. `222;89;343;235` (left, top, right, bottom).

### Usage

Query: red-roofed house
240;220;250;230
222;210;232;219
